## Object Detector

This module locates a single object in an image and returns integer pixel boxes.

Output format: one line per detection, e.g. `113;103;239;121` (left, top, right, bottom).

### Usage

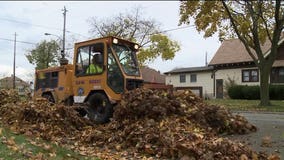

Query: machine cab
73;36;143;104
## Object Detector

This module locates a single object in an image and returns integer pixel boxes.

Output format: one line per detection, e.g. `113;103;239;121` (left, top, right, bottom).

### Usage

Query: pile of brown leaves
0;88;273;159
0;100;92;144
0;89;19;105
113;88;184;121
81;88;264;159
114;88;257;135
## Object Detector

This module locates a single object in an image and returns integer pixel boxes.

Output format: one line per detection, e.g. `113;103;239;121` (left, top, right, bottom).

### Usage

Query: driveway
227;112;284;158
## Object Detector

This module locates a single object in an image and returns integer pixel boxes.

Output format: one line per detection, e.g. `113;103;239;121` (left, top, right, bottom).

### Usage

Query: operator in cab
86;53;103;74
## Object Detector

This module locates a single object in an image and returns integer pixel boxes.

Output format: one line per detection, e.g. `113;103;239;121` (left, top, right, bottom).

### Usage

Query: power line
0;17;88;38
149;25;195;36
134;25;195;38
159;25;195;34
0;25;195;46
1;16;194;43
0;17;192;39
0;18;63;31
0;37;36;45
0;36;76;45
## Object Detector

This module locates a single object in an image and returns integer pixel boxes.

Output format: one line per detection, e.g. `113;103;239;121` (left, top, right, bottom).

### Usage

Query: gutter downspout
212;69;217;98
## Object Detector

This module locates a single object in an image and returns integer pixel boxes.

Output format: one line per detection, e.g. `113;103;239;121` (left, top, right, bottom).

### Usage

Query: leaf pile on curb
0;89;274;159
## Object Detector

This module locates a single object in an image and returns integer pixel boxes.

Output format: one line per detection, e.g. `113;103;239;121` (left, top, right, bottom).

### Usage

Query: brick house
141;66;165;84
141;66;173;91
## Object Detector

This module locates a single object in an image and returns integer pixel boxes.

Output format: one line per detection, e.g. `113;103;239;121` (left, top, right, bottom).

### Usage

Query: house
209;39;284;98
0;76;31;95
164;66;214;98
141;66;173;91
165;38;284;99
141;66;165;84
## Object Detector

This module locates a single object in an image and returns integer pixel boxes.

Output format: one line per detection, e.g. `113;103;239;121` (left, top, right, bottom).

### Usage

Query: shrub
241;85;260;100
228;85;244;99
270;85;284;100
224;77;237;98
228;85;284;100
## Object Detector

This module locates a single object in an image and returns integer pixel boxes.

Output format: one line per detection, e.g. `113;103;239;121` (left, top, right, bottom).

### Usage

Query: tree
87;7;180;65
179;1;284;106
26;40;60;70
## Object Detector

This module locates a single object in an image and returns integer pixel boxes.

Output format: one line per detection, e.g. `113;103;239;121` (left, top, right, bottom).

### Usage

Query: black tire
87;93;113;124
64;97;74;106
76;107;88;117
42;93;55;103
63;97;87;117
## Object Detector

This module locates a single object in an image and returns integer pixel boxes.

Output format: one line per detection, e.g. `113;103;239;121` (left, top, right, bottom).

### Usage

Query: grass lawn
205;99;284;112
0;126;98;160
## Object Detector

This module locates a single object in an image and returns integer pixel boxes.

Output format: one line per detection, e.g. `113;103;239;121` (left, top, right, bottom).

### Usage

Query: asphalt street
227;112;284;158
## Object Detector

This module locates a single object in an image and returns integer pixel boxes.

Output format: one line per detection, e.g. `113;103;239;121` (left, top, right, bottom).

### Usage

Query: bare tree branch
246;1;265;63
259;5;273;42
222;1;259;65
267;0;283;64
129;8;139;40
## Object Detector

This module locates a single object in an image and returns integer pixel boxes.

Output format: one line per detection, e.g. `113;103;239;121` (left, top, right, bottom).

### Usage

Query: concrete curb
231;110;284;115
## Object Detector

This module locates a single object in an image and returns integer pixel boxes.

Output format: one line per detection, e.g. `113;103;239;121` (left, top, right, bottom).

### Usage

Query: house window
271;67;284;83
242;69;259;82
180;74;186;83
190;74;197;82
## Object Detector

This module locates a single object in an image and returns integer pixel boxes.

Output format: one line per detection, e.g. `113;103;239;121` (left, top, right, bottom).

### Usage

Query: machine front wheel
42;93;55;103
87;93;113;124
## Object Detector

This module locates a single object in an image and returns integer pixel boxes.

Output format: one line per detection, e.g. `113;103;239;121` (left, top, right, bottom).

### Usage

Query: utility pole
13;32;17;89
62;6;67;57
60;6;68;65
205;51;208;66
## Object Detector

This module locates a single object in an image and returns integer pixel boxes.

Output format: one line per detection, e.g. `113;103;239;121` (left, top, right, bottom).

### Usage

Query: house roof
164;66;213;74
141;66;165;84
0;76;30;88
0;76;26;82
273;59;284;67
209;39;270;65
209;38;284;67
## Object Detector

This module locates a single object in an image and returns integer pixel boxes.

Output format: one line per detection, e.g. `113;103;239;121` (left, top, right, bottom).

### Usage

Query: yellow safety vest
86;64;102;74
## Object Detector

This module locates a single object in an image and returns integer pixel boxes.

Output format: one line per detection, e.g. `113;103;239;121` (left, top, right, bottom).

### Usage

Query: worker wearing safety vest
86;54;103;74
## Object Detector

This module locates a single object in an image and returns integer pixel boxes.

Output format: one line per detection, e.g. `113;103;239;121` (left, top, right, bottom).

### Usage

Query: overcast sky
0;1;220;82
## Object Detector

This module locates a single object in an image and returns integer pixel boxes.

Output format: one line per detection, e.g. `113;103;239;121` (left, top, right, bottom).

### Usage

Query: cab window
75;43;104;76
35;71;58;90
107;45;124;93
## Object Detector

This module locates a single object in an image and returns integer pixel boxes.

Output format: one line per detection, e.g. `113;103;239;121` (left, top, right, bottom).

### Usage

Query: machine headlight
134;44;139;50
113;38;118;44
